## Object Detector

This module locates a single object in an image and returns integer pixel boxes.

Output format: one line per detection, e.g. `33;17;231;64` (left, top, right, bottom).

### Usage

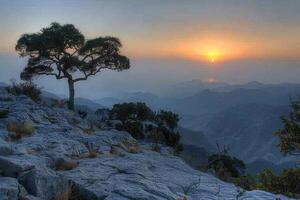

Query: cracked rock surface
0;87;293;200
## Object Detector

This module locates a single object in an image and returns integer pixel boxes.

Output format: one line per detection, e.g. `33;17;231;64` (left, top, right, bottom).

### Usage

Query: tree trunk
68;79;75;110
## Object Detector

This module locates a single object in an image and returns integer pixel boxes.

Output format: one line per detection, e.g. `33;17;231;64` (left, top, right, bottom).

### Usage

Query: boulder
18;167;69;200
61;152;292;200
0;155;48;177
0;138;12;156
0;177;24;200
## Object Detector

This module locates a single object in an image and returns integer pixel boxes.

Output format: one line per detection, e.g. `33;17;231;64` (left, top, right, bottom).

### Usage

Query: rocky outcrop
0;88;292;200
0;177;23;200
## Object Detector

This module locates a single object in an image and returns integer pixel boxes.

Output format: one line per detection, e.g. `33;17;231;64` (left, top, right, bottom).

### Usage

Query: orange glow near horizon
124;33;300;62
2;31;300;62
170;36;247;63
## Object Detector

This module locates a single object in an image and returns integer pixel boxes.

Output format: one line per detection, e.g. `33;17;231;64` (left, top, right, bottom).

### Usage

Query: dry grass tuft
6;81;41;102
55;160;78;171
78;124;95;135
53;186;72;200
6;120;35;140
128;145;140;154
50;98;68;108
120;140;140;154
77;150;98;159
88;151;98;158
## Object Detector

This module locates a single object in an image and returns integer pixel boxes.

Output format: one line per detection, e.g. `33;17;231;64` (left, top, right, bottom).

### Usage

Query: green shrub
174;144;184;155
110;102;183;149
156;110;179;130
0;109;9;119
275;99;300;156
234;173;257;190
199;148;255;190
111;102;155;122
158;127;181;147
203;149;246;182
257;168;300;198
121;121;144;139
6;81;41;102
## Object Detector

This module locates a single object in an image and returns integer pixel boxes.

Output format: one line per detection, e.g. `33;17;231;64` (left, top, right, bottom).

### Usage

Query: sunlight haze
0;0;300;98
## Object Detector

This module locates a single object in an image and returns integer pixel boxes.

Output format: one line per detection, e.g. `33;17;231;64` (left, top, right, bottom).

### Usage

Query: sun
206;49;219;63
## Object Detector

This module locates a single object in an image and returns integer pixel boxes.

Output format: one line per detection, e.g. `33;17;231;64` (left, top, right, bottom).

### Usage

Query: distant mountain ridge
94;81;300;172
9;81;300;172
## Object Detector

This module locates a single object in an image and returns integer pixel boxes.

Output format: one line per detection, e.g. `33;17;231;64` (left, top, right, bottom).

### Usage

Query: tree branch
73;65;104;82
35;71;66;79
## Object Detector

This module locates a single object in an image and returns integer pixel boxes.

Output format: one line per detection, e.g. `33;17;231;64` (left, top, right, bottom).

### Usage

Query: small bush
201;146;246;182
207;154;245;181
122;121;144;139
77;151;98;159
109;102;183;149
257;168;300;198
55;160;78;171
86;142;98;158
120;140;140;154
156;110;179;130
162;128;181;147
0;109;9;119
174;144;184;155
234;173;257;190
88;151;98;158
6;120;35;140
111;102;155;122
6;81;41;102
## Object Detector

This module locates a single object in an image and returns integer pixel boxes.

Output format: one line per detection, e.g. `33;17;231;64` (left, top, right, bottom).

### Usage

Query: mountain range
93;81;300;173
13;79;300;173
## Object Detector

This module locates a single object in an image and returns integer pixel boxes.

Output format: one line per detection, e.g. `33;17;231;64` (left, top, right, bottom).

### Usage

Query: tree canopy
275;99;300;156
16;22;130;109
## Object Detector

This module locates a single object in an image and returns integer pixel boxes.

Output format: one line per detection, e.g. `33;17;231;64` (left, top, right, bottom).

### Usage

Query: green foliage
174;144;184;155
199;145;246;182
111;102;155;122
109;102;182;149
111;102;154;139
206;154;246;181
234;173;257;190
257;168;300;198
159;127;181;147
275;99;300;156
6;81;41;102
0;109;9;119
156;110;179;130
121;120;144;139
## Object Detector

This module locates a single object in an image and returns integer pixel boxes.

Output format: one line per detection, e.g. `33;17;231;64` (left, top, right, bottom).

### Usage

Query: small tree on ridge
16;22;130;110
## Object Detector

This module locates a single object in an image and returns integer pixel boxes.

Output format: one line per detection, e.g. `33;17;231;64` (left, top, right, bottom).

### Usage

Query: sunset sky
1;0;300;97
